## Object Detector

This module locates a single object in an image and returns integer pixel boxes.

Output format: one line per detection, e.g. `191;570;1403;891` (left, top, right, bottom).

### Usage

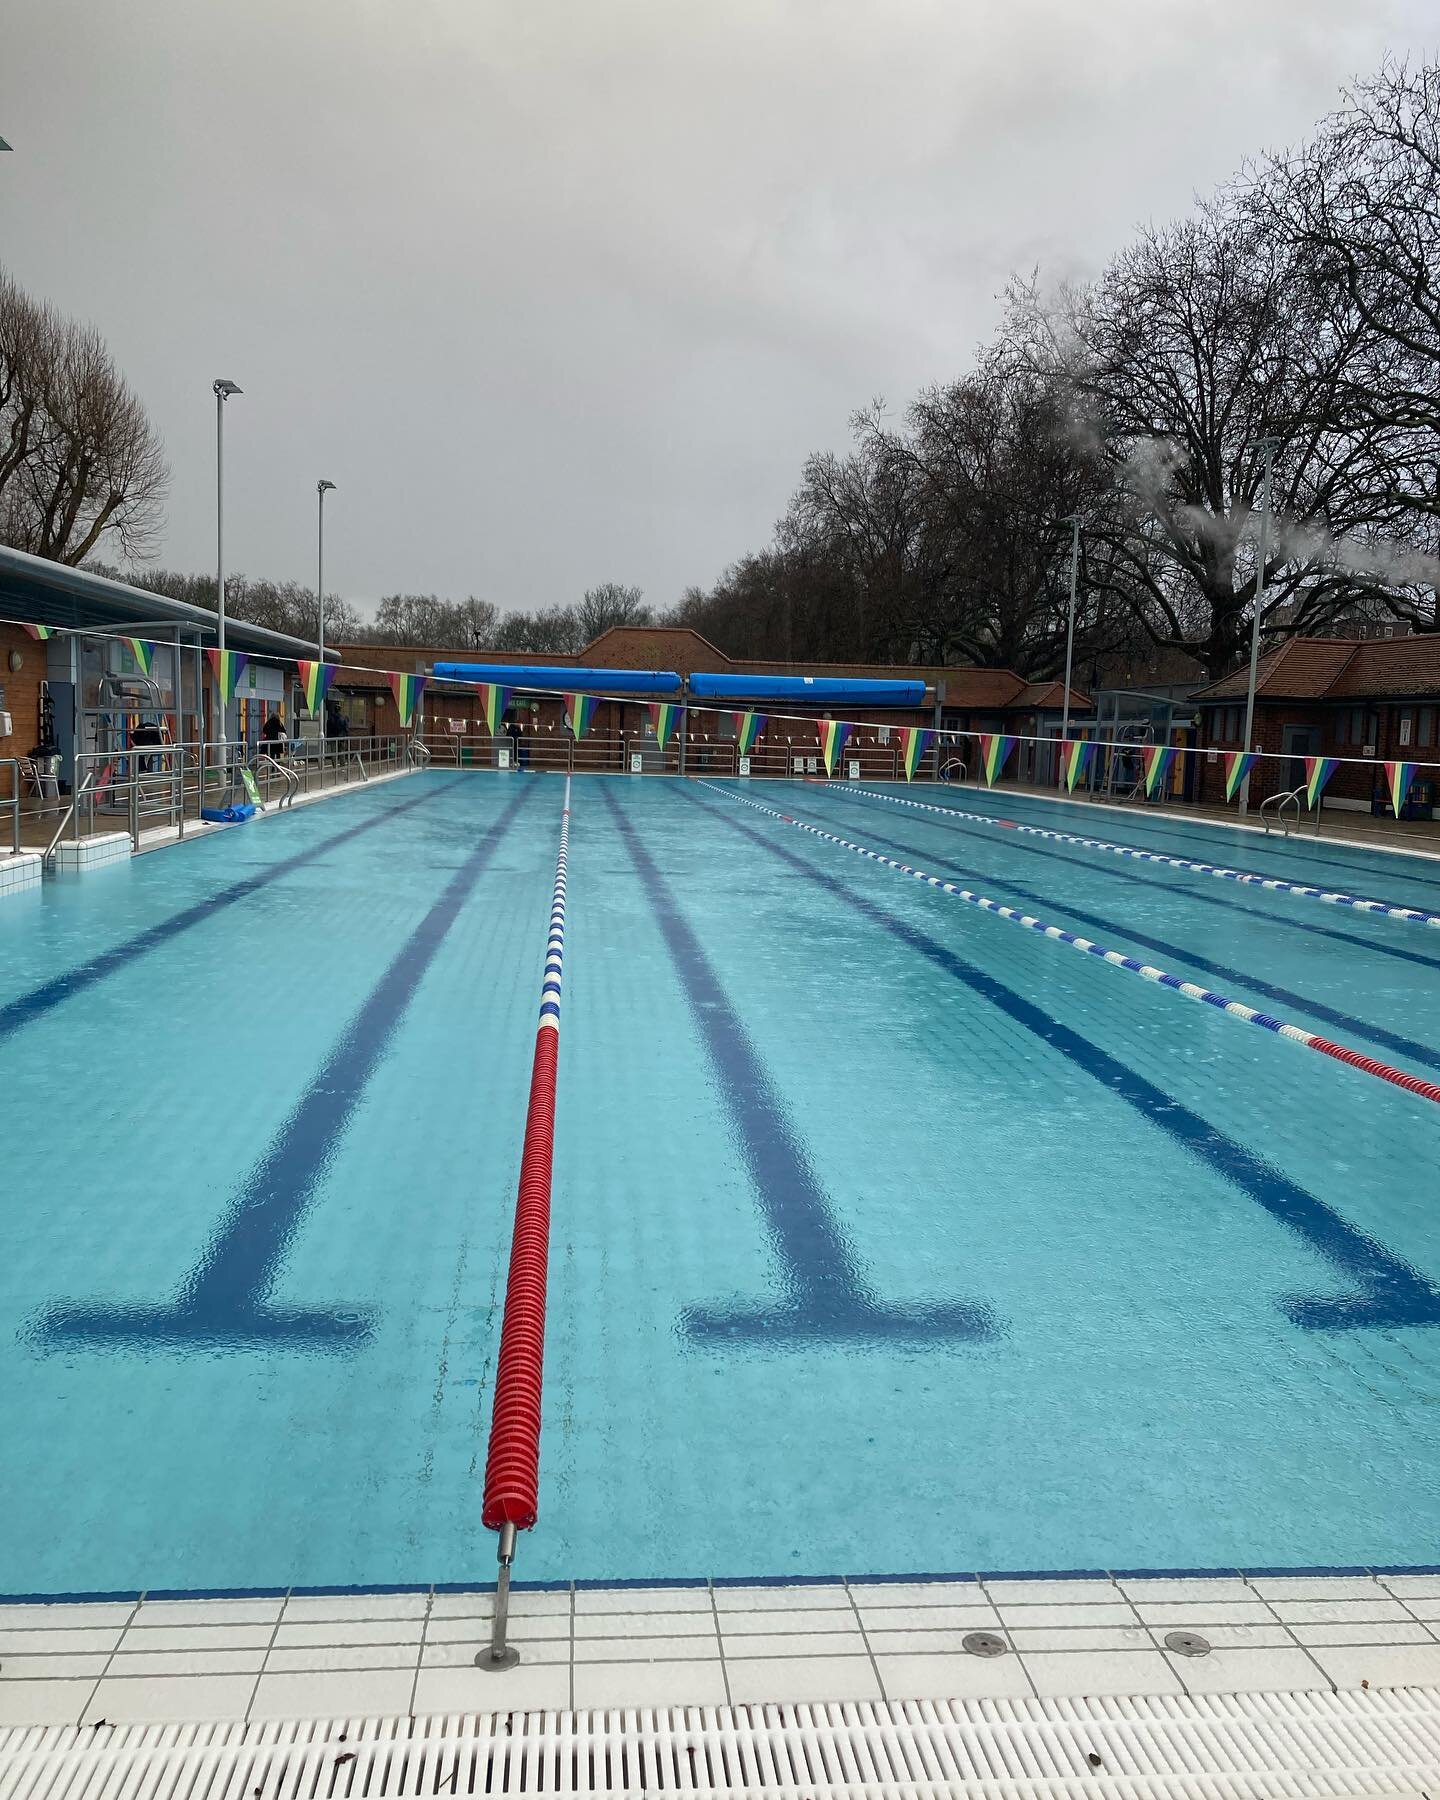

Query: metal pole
317;480;335;768
1060;515;1081;766
1238;437;1279;818
212;380;241;772
479;1522;520;1670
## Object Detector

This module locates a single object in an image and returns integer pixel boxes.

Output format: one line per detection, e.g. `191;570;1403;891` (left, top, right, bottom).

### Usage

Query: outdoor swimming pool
2;769;1438;1598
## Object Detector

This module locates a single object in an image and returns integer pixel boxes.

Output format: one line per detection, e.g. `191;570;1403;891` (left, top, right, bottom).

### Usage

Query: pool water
2;770;1438;1596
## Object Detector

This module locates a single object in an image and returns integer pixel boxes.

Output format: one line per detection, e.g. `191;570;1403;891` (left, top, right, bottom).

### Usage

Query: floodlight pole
1238;438;1280;817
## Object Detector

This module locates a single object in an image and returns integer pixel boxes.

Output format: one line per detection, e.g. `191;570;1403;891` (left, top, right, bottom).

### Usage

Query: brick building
1194;635;1440;815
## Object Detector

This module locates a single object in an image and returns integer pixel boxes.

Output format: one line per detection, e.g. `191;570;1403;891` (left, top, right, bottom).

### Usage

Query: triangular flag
387;671;426;728
476;681;512;735
565;692;598;739
977;733;1015;787
733;711;766;756
295;659;336;716
649;701;680;749
1060;738;1093;793
817;718;852;775
1222;749;1257;803
1303;756;1338;809
124;637;155;675
1142;744;1177;799
1385;759;1418;817
20;623;53;640
206;648;249;704
900;726;934;781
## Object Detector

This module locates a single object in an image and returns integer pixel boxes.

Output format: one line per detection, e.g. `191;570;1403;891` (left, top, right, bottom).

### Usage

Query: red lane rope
481;777;570;1533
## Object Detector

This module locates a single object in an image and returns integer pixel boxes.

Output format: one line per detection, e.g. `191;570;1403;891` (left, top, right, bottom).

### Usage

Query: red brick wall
0;623;46;799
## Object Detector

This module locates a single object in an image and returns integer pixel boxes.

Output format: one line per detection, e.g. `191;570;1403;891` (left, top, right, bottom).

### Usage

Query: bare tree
577;582;651;641
0;266;169;564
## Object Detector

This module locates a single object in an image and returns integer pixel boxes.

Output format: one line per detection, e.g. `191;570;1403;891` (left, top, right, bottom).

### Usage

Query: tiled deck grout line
707;1581;732;1710
405;1587;434;1719
568;1583;576;1713
844;1579;887;1704
1379;1577;1440;1644
1244;1572;1338;1693
77;1592;145;1726
245;1586;293;1723
976;1578;1039;1700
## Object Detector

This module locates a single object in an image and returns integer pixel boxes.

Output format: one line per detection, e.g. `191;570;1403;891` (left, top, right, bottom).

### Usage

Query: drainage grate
2;1688;1439;1799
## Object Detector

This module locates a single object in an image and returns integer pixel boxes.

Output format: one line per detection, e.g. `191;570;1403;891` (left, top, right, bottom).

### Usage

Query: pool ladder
1259;786;1303;836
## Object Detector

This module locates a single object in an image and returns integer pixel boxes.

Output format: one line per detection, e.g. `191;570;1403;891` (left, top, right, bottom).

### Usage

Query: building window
1398;709;1414;748
1419;706;1435;749
1350;707;1365;746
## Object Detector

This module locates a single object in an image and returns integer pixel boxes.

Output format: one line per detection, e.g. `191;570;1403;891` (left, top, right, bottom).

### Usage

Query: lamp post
1059;515;1083;776
212;380;242;760
317;479;336;765
1238;437;1280;818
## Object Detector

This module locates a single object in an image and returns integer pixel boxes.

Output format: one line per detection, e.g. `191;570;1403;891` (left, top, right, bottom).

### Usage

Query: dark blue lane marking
682;786;1440;1332
32;786;534;1354
833;787;1440;973
0;778;468;1046
800;790;1440;1076
601;786;997;1347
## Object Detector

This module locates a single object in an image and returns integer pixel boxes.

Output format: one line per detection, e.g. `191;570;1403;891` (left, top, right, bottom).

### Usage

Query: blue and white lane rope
825;783;1440;931
702;781;1440;1108
540;775;571;1031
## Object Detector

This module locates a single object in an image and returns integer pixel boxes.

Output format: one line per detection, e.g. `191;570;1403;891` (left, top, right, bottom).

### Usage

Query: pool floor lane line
799;786;1440;1078
834;783;1440;925
708;783;1440;1110
679;784;1440;1332
828;784;1440;976
0;776;469;1046
600;785;998;1347
32;785;536;1354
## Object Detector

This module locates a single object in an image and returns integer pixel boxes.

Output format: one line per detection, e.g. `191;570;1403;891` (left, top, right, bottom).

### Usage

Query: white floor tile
855;1605;999;1633
1379;1575;1440;1599
573;1588;711;1616
574;1636;724;1664
712;1586;850;1613
875;1651;1032;1702
282;1594;429;1623
1007;1626;1153;1654
249;1668;415;1721
426;1615;567;1647
414;1662;569;1715
573;1610;714;1640
1132;1601;1277;1627
106;1649;265;1677
984;1580;1119;1606
849;1581;987;1608
1268;1598;1412;1625
572;1661;726;1709
1289;1621;1435;1647
1247;1577;1387;1602
272;1621;424;1649
82;1674;256;1724
131;1602;282;1629
0;1679;97;1727
0;1653;110;1680
1165;1647;1330;1694
718;1631;866;1660
725;1655;882;1704
263;1645;420;1673
1118;1579;1253;1605
0;1604;134;1631
1307;1643;1440;1690
1398;1600;1440;1623
1021;1650;1185;1698
121;1625;274;1652
992;1603;1136;1629
720;1608;862;1638
0;1628;122;1655
421;1639;568;1669
1146;1624;1293;1651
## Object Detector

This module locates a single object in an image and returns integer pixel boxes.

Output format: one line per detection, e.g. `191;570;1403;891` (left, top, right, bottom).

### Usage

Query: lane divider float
479;774;570;1670
703;781;1440;1109
825;782;1440;931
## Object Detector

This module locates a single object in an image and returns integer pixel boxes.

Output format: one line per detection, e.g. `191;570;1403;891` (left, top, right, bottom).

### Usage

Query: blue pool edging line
833;782;1440;930
709;782;1440;1110
6;1564;1440;1607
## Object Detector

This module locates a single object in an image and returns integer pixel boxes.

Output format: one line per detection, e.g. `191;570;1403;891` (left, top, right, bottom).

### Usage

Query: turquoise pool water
2;769;1438;1596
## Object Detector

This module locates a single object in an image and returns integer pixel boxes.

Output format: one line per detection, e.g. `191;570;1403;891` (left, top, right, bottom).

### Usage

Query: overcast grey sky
2;1;1436;618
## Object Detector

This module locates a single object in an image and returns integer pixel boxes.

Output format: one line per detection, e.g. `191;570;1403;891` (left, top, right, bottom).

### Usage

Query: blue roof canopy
688;673;927;707
432;662;681;695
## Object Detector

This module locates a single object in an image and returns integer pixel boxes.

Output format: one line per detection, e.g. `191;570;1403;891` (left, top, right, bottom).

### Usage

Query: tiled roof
1011;680;1093;711
1194;638;1358;701
1195;632;1440;703
1330;636;1440;698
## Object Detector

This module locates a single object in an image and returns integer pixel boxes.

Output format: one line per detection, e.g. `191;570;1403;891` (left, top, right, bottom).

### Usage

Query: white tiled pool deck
4;1574;1440;1730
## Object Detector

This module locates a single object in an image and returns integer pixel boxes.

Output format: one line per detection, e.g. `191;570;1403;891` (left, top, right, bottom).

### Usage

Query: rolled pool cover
688;672;927;707
432;662;681;695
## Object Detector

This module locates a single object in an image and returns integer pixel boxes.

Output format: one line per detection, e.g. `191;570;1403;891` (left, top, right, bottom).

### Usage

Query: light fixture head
213;378;242;398
0;137;13;153
317;479;336;495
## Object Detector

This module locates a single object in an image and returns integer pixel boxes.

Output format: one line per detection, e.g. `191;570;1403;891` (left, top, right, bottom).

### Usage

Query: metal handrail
42;771;96;863
1259;786;1304;836
940;758;967;783
255;753;300;808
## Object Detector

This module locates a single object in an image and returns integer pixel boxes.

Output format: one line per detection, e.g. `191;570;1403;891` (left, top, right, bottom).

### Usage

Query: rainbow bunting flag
1222;749;1257;803
733;710;765;757
387;671;426;728
1384;759;1418;817
900;726;934;781
124;637;155;675
817;718;852;775
476;681;512;736
977;733;1015;788
1060;738;1093;793
565;692;598;739
206;648;249;704
1142;744;1177;799
295;658;335;716
649;701;680;749
21;623;53;640
1303;755;1338;810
